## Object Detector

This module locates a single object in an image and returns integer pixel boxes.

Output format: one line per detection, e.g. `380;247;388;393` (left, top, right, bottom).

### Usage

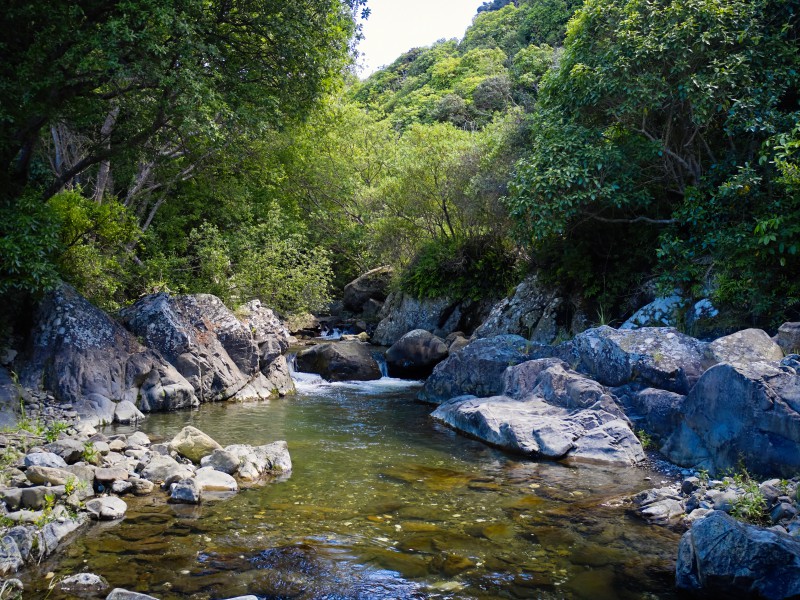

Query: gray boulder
24;452;67;469
472;275;562;344
571;326;710;394
676;511;800;599
0;535;24;576
224;441;292;481
169;478;201;504
343;266;393;313
59;573;109;595
295;341;381;381
419;335;551;404
43;439;86;464
19;284;197;422
614;386;686;440
372;292;460;346
775;322;800;355
620;295;686;329
385;329;448;378
431;358;643;465
708;328;785;366
121;293;287;402
140;454;193;484
85;496;127;520
106;589;160;600
662;362;800;477
0;366;20;429
170;425;222;463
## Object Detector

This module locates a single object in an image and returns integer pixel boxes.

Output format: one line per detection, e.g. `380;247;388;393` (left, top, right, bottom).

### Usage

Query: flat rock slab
86;496;127;520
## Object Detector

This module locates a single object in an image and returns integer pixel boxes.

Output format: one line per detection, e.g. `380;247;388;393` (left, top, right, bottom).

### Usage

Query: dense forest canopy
1;0;798;333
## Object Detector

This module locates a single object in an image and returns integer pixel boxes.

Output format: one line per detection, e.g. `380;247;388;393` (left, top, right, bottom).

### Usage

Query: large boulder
419;335;552;405
19;284;197;422
385;329;448;378
676;511;800;599
371;292;461;346
295;341;381;382
708;328;785;366
570;326;710;394
121;293;288;401
620;295;686;329
170;426;222;463
662;361;800;477
775;322;800;355
236;299;294;395
472;275;562;344
614;385;686;441
343;266;393;313
431;359;643;465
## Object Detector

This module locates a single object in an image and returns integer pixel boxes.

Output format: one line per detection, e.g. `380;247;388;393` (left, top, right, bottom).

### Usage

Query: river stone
419;335;551;404
295;341;381;382
128;477;154;496
385;329;449;378
343;266;393;313
106;589;160;600
25;465;75;486
126;431;151;447
195;466;238;492
59;573;109;595
472;275;562;344
170;425;222;463
43;439;86;464
85;496;127;520
775;322;800;355
200;449;240;474
24;452;67;469
432;394;644;465
95;467;129;484
5;527;34;562
707;328;784;366
19;284;197;418
570;326;710;394
224;441;292;481
0;535;24;576
677;510;800;599
39;514;87;556
661;361;800;477
169;478;201;504
114;400;145;424
140;454;192;484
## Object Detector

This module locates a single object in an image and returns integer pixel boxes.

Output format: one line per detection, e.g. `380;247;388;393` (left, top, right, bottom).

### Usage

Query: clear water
25;376;684;599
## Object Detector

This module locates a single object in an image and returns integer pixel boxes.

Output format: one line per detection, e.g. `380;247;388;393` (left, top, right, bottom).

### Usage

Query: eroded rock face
419;335;552;404
121;293;292;401
372;293;459;346
343;266;393;313
676;511;800;599
472;275;562;344
570;326;710;394
20;284;197;423
385;329;449;378
431;359;643;465
295;341;381;382
662;362;800;477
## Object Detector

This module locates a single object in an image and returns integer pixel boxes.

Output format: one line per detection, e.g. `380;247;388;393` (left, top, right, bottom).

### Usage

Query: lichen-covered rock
121;293;289;402
419;335;552;404
59;573;109;595
431;359;643;465
170;425;222;463
676;511;800;599
472;275;562;344
662;362;800;477
385;329;448;378
295;341;381;381
19;284;197;423
620;295;686;329
707;328;784;366
775;322;800;355
343;266;393;313
570;326;710;394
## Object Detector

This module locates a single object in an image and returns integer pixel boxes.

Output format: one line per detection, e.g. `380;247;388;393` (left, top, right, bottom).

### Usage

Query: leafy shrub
401;235;518;301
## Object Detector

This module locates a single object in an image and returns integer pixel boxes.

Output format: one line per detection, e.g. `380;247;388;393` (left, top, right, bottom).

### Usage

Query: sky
356;0;482;77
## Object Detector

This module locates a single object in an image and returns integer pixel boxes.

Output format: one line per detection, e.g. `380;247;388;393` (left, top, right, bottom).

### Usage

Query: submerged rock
676;511;800;599
19;284;197;422
59;573;109;595
295;341;381;382
385;329;448;378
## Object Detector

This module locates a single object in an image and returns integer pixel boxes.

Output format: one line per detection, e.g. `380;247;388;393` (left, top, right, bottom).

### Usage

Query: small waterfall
318;327;342;340
286;352;325;388
372;352;389;378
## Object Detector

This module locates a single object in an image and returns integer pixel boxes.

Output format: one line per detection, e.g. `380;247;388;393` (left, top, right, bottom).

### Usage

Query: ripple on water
27;378;682;600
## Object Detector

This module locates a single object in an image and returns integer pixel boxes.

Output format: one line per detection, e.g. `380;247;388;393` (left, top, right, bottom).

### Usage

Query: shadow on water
24;375;686;599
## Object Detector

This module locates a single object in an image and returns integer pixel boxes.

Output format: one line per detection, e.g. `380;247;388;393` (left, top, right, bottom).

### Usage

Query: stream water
25;373;684;599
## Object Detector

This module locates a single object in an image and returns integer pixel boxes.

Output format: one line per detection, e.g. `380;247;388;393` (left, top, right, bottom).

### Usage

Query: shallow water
26;376;684;599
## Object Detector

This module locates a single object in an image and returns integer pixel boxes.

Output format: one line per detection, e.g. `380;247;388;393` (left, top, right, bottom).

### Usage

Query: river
25;372;684;599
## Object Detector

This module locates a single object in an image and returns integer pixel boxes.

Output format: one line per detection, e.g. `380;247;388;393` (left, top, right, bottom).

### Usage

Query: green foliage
635;429;653;450
44;421;71;443
82;441;100;465
401;236;518;301
730;470;769;525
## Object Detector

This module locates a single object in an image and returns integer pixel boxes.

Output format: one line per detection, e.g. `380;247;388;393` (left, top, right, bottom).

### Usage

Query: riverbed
24;373;683;599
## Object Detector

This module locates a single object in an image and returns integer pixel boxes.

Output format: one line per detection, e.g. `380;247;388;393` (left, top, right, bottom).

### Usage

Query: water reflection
26;377;684;599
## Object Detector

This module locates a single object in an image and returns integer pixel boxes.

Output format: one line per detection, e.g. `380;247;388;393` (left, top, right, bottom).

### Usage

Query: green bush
401;235;518;301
